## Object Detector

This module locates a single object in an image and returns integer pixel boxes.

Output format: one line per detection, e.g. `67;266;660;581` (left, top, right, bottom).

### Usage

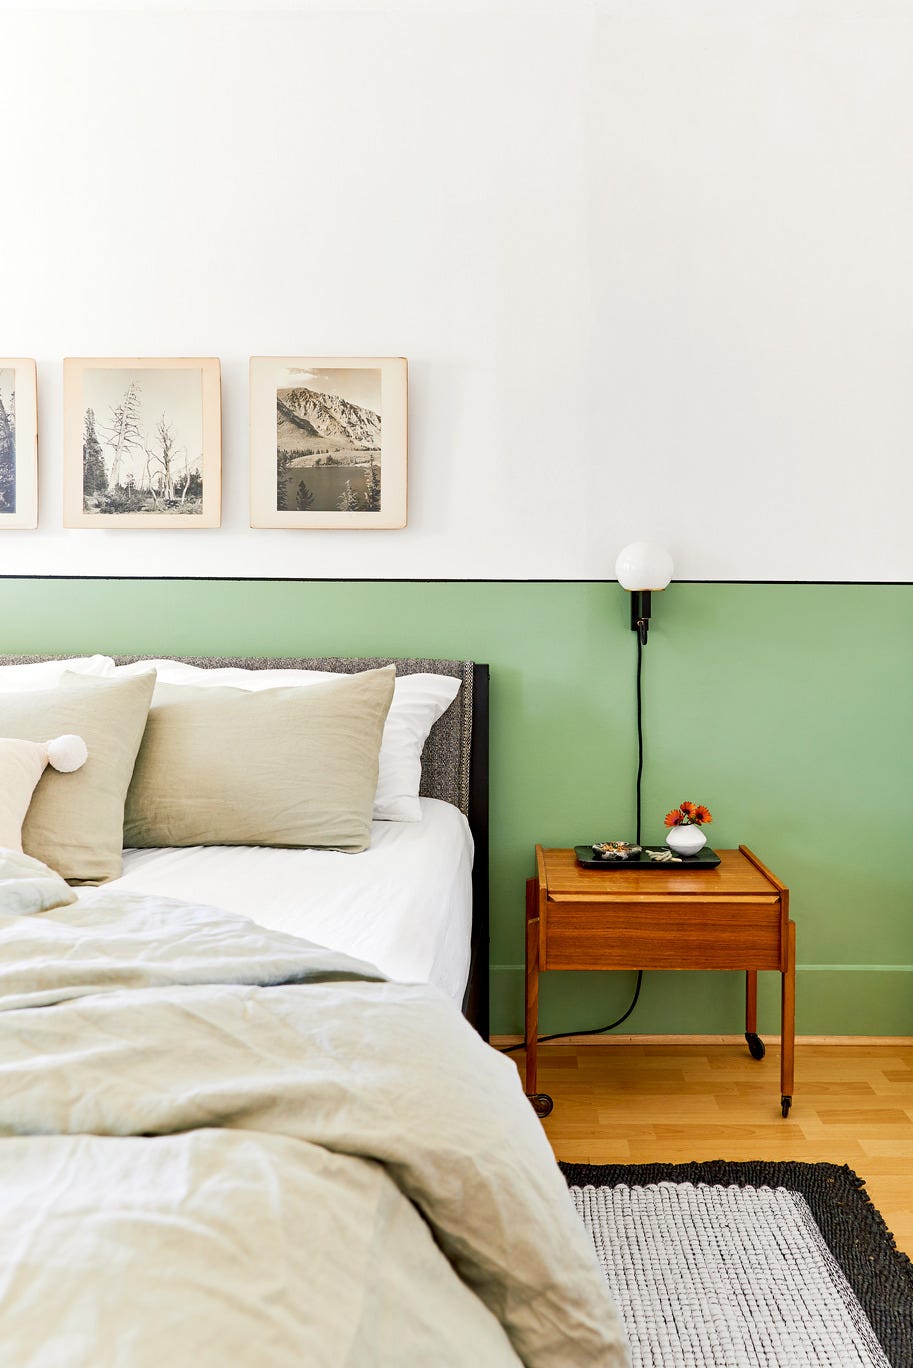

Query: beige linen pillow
124;665;395;853
0;672;156;882
115;659;461;822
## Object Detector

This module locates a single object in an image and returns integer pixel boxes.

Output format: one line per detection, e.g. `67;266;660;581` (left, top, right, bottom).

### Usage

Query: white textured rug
571;1182;889;1368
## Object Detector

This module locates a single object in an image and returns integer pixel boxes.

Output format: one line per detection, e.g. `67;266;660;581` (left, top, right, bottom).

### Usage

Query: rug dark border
560;1160;913;1368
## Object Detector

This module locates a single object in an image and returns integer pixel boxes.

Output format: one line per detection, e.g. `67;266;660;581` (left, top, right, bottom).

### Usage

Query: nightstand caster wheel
528;1093;553;1119
745;1032;766;1060
781;1095;792;1118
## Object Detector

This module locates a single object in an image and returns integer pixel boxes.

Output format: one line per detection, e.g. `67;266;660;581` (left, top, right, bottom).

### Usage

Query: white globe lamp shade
615;542;674;592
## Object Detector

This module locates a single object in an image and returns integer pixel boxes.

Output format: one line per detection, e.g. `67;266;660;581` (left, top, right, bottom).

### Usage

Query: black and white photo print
250;357;406;529
0;359;37;529
64;358;221;528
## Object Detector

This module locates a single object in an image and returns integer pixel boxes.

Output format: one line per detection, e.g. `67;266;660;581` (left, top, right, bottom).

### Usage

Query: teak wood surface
525;845;796;1116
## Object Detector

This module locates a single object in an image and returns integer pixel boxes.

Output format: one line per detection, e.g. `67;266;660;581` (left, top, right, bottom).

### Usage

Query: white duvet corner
0;847;77;916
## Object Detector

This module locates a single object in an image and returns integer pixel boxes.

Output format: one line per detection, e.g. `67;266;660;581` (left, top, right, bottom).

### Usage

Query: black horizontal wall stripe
1;575;912;587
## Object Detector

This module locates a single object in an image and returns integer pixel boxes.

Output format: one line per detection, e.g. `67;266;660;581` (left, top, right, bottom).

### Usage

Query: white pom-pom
46;734;88;773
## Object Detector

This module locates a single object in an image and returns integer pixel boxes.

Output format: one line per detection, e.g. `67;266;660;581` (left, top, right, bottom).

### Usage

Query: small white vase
666;824;707;856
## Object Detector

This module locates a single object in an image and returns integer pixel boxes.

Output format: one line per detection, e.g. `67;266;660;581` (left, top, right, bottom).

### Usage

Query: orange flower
664;800;713;828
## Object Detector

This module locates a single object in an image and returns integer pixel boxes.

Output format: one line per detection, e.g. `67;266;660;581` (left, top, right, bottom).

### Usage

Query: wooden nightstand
525;844;795;1118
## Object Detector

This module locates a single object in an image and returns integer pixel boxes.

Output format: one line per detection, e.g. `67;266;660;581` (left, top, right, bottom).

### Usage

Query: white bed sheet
76;797;474;1005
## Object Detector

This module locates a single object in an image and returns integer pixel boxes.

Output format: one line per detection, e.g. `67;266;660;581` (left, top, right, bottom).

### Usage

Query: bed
0;652;491;1034
0;653;626;1366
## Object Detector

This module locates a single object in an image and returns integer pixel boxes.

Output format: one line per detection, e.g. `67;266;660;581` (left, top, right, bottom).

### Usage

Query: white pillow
114;660;461;822
0;656;114;691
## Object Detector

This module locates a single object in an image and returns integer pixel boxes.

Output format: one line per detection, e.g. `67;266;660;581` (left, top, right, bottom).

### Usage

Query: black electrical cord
500;623;648;1056
635;629;644;846
498;970;644;1052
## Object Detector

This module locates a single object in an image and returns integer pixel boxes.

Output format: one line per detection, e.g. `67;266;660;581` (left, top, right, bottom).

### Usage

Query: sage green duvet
0;852;627;1367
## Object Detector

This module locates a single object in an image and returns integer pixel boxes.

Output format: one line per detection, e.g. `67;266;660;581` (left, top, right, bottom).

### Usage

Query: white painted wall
1;0;911;581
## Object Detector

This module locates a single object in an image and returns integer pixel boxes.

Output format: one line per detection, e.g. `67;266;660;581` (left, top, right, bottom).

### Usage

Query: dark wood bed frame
465;663;490;1039
0;653;491;1041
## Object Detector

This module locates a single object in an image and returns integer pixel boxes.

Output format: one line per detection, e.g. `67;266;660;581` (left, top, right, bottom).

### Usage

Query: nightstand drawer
543;899;783;971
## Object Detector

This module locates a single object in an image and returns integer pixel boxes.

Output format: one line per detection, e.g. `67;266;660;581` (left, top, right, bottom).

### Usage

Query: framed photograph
250;356;407;529
0;359;38;529
63;357;221;528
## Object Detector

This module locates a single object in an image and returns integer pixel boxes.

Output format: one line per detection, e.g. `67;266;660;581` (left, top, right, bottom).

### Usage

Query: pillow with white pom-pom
0;735;88;854
0;671;155;883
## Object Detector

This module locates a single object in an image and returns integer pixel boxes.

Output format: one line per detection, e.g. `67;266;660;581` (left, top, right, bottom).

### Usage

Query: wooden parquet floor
506;1039;913;1258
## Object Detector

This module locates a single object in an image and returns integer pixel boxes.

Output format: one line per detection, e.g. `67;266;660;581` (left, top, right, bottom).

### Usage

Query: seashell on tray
592;841;641;861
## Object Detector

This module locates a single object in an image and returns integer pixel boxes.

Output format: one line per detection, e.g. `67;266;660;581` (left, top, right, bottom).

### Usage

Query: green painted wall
2;577;911;1037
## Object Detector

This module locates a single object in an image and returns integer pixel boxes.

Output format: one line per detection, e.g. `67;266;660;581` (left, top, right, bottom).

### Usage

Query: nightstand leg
524;877;539;1097
745;971;758;1034
745;971;765;1059
780;920;796;1116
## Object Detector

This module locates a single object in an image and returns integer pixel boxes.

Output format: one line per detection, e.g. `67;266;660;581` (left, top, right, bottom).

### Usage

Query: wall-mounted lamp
615;542;674;645
615;541;674;847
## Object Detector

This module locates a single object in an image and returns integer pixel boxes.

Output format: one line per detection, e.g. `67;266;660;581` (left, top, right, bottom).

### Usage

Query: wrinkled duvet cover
0;851;627;1367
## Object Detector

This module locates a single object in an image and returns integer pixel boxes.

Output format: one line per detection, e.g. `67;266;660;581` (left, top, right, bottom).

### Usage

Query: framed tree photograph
0;359;38;530
63;357;221;528
249;356;407;529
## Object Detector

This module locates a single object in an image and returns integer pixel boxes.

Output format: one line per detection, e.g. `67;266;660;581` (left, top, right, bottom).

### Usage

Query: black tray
575;844;721;870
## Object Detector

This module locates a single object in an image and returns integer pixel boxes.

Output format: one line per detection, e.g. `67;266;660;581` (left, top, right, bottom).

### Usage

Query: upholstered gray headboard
0;655;475;815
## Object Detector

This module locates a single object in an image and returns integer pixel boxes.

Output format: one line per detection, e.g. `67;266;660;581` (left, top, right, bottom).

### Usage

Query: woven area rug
561;1161;913;1368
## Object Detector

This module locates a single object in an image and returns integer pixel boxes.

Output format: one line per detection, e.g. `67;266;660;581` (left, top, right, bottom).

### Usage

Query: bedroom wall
3;575;911;1038
3;2;912;1036
1;1;912;580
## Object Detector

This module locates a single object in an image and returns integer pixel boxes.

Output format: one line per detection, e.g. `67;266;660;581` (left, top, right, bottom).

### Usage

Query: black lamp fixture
615;541;674;645
615;541;674;845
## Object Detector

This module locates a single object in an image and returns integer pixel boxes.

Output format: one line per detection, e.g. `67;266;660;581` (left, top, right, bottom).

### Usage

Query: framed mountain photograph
0;359;38;530
63;357;221;528
250;356;407;529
